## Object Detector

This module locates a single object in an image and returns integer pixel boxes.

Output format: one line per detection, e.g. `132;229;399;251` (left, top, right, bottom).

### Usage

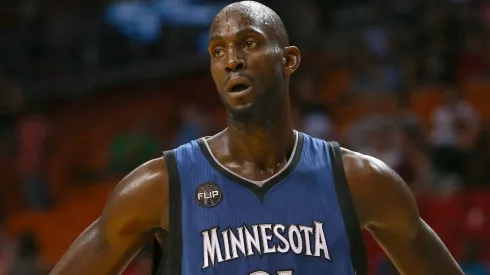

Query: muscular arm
342;149;463;275
50;158;169;275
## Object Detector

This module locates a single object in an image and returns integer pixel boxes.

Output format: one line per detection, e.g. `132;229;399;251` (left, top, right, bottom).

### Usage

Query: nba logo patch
195;182;223;208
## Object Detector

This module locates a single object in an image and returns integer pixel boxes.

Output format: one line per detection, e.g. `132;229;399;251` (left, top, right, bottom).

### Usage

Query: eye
213;47;224;57
244;40;258;48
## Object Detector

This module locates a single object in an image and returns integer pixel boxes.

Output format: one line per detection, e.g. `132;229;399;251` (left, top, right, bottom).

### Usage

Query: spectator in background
393;126;432;194
349;47;396;97
396;93;420;130
108;117;161;175
359;126;400;169
430;87;478;185
295;74;333;140
400;53;418;90
173;105;212;147
362;17;390;61
419;34;452;83
414;3;444;76
11;230;46;275
347;96;395;151
302;112;333;141
16;103;53;210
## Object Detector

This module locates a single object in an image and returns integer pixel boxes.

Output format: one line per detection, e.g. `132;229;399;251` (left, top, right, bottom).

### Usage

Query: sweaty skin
50;1;464;274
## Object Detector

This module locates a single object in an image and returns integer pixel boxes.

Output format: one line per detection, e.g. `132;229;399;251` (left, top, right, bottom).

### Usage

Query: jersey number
249;271;293;275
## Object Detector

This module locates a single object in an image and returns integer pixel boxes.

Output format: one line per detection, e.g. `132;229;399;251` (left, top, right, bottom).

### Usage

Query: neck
224;103;295;168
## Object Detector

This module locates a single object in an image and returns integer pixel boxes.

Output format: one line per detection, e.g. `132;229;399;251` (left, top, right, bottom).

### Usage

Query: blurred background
0;0;489;274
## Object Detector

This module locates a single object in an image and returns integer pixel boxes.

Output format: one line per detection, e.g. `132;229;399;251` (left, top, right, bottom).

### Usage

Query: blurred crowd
1;0;490;274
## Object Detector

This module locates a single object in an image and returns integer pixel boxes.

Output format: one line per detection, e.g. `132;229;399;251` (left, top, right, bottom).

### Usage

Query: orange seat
409;86;444;126
462;81;490;120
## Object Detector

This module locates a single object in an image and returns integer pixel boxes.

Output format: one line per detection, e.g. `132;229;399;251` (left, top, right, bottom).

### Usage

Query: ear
283;46;301;76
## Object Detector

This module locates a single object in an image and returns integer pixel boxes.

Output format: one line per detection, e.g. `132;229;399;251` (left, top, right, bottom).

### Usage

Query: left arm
342;148;464;275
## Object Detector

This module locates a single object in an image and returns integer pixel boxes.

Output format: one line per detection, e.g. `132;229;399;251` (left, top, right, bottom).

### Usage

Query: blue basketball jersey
157;131;367;275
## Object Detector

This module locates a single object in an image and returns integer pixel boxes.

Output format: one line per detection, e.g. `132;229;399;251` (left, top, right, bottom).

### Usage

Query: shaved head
210;1;289;47
208;1;300;125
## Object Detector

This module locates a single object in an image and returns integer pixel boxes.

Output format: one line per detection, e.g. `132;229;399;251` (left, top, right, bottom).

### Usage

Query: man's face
208;10;285;122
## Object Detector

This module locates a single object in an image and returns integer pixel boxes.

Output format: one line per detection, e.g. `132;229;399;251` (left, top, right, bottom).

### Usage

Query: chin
229;100;279;126
220;91;272;123
227;103;260;122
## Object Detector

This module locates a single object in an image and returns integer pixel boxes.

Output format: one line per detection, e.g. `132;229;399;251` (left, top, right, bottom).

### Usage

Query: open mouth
230;84;250;93
226;77;253;96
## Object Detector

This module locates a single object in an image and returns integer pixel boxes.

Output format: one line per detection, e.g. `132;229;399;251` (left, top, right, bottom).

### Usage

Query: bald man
50;1;463;275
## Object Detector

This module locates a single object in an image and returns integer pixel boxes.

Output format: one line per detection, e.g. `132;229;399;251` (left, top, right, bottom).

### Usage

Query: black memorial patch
195;182;223;208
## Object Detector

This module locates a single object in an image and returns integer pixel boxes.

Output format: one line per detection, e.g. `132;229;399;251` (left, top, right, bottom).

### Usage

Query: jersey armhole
327;142;368;275
153;150;183;275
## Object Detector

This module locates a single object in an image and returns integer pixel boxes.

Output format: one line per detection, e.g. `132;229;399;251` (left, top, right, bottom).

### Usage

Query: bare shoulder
100;157;170;234
340;147;401;185
339;147;418;230
109;157;169;201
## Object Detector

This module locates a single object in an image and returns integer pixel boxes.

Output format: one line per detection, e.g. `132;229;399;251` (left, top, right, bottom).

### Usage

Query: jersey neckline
197;131;305;200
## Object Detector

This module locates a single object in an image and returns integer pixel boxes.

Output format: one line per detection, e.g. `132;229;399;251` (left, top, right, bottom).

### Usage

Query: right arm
50;157;170;275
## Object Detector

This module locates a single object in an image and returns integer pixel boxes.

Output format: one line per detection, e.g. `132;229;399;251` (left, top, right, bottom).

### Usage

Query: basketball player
50;1;463;274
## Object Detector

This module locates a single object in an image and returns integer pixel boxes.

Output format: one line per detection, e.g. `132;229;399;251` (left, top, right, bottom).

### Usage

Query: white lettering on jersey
202;227;223;268
201;222;331;269
244;225;261;257
229;227;246;259
314;222;330;259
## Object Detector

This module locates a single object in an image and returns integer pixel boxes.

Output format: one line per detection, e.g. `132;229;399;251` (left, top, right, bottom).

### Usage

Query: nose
225;50;245;72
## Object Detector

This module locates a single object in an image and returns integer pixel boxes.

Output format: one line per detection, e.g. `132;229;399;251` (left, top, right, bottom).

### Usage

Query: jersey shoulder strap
153;150;183;275
327;142;367;275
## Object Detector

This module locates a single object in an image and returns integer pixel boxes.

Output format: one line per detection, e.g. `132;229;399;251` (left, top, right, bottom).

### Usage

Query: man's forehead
210;10;268;36
209;1;289;46
210;11;281;44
